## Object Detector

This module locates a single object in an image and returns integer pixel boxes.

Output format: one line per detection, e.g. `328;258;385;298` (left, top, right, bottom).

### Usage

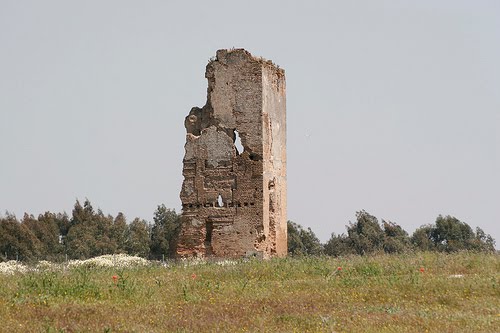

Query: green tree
324;215;410;256
432;215;474;252
0;213;42;261
287;221;323;256
111;212;128;253
346;210;384;255
54;212;71;239
411;225;434;251
65;200;96;259
65;199;117;259
470;227;495;252
382;220;411;254
324;233;354;257
22;212;63;260
126;218;151;257
150;205;180;259
411;216;495;253
93;209;117;255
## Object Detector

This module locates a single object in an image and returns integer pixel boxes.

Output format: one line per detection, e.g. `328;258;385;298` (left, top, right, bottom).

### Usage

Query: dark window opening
205;222;214;256
205;222;213;244
249;153;262;161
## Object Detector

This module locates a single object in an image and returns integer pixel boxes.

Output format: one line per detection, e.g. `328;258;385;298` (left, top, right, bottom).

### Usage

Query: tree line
0;200;495;262
0;199;180;262
288;210;495;256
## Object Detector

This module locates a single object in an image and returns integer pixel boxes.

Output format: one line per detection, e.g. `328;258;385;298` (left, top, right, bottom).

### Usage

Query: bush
324;233;355;257
411;215;495;252
382;220;411;253
346;210;385;255
287;221;323;255
325;211;411;257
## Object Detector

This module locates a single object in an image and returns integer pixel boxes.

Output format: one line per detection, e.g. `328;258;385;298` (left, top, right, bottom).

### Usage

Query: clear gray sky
1;1;499;245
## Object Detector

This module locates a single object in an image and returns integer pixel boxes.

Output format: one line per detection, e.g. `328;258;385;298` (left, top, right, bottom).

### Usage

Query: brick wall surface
177;49;287;258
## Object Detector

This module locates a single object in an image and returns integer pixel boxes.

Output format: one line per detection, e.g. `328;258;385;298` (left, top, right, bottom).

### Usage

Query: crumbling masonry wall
177;49;287;258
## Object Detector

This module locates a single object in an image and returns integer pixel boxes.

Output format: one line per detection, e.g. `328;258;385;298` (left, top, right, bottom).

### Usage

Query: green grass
0;252;499;332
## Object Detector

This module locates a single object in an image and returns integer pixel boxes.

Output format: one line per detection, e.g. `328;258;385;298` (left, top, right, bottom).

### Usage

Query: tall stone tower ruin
177;49;287;258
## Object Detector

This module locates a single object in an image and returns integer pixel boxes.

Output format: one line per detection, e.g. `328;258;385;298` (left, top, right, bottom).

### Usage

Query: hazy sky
1;1;499;245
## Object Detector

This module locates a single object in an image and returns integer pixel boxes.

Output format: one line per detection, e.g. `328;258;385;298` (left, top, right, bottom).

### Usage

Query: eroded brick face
177;49;286;258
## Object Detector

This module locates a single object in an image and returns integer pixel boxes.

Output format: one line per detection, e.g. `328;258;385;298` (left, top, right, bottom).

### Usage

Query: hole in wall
249;153;261;161
205;222;213;244
217;194;223;207
234;130;244;155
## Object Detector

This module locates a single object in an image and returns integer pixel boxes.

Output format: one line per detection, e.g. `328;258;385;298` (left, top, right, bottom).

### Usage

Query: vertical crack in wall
177;49;287;259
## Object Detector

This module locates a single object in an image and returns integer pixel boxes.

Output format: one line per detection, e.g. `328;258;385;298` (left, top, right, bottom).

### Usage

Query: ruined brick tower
177;49;287;258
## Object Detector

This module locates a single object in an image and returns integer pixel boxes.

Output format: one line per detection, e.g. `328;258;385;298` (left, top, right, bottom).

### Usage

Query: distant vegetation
288;210;495;256
0;199;180;262
0;200;495;262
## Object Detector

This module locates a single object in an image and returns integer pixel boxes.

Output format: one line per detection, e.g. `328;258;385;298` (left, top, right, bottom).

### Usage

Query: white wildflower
448;274;464;279
0;260;30;275
215;259;238;266
36;260;57;271
179;257;206;267
67;254;150;269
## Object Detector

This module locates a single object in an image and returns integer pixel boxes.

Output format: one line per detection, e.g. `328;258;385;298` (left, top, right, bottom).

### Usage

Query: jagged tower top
208;48;285;77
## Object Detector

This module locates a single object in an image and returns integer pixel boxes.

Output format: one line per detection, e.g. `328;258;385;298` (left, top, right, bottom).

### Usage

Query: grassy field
0;252;498;333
